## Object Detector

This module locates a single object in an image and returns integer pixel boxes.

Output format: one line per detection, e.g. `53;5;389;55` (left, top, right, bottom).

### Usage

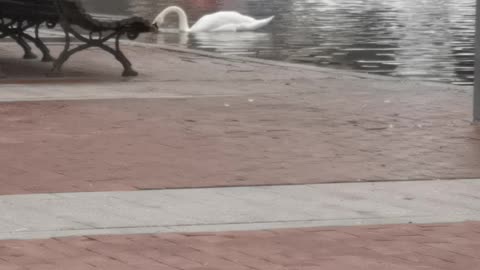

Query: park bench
0;0;153;76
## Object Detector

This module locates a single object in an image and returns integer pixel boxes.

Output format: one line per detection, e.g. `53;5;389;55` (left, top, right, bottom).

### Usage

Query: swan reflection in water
154;30;273;57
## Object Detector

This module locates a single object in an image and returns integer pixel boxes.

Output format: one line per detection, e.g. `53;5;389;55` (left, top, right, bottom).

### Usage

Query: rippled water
81;0;476;85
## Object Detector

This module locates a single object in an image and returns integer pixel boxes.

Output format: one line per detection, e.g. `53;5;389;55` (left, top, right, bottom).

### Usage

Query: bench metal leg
35;25;55;62
48;27;72;77
0;20;35;60
21;25;55;62
99;33;138;77
11;35;37;60
50;22;139;77
21;34;54;62
50;44;90;76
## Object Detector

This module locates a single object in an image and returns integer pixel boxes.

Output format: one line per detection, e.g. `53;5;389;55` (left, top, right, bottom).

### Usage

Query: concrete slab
0;179;478;240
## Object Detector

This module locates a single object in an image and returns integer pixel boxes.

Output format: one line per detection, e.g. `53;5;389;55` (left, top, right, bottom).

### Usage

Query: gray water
82;0;476;85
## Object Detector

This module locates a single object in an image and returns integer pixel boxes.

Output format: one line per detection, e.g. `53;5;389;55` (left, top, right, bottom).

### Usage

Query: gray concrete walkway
1;179;479;240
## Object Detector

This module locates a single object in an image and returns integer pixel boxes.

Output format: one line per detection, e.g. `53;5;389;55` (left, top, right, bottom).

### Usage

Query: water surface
82;0;476;85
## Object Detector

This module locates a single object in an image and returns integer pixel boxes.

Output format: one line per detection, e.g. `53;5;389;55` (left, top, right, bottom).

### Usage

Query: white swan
152;6;274;32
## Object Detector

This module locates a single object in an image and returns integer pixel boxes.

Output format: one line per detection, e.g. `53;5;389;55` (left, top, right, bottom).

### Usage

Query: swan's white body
152;6;274;32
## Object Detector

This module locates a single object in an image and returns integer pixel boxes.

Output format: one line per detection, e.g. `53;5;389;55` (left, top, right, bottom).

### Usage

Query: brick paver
1;222;479;270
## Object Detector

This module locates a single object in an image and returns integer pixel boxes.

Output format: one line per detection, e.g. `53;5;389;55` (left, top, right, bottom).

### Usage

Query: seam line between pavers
134;177;480;192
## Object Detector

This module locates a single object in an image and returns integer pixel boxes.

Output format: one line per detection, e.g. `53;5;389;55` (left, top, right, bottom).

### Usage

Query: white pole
474;0;480;122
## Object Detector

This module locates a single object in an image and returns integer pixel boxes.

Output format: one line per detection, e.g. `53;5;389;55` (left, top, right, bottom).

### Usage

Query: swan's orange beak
152;22;159;30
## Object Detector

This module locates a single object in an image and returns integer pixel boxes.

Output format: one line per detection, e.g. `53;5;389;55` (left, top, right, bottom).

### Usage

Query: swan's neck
154;6;190;32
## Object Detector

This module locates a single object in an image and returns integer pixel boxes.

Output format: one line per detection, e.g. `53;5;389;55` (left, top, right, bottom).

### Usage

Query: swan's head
152;8;169;30
152;17;164;30
152;6;189;32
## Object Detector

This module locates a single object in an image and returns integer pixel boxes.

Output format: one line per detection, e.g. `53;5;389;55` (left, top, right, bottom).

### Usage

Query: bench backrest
0;0;58;21
55;0;152;33
55;0;101;30
0;0;152;33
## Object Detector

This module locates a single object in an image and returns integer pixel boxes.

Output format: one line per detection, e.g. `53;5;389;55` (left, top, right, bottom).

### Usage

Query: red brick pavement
1;222;479;270
1;86;480;195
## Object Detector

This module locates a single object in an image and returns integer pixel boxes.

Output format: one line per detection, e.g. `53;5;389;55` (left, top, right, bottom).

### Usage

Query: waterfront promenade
0;41;479;269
